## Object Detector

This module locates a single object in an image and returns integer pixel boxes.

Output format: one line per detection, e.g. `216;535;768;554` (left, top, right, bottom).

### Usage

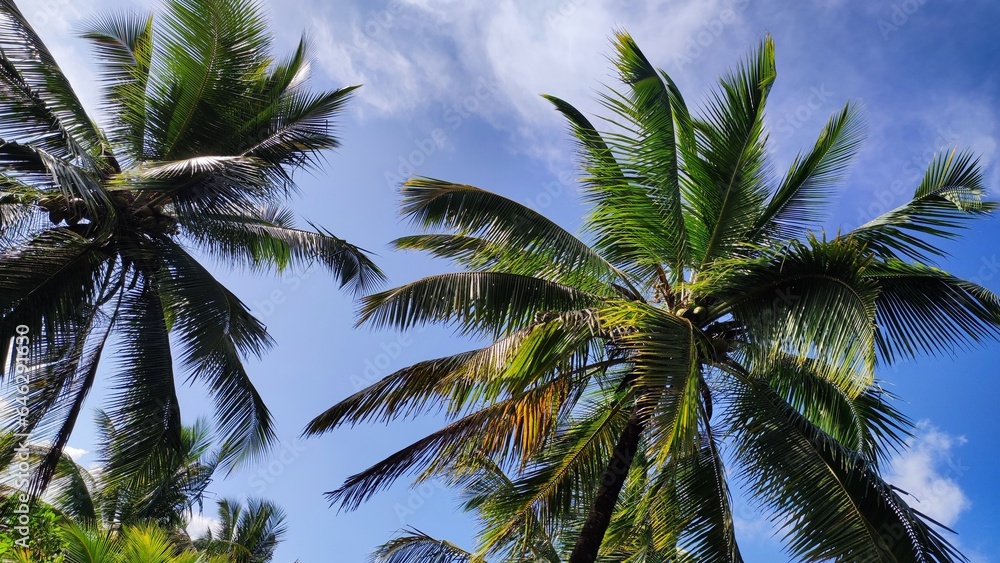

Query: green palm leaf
850;150;994;262
728;373;963;562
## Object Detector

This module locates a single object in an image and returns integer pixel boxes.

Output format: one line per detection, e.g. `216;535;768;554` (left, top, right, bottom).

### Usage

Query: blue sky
21;0;1000;560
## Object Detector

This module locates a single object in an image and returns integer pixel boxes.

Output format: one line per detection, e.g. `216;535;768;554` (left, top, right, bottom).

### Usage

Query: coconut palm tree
306;31;999;562
370;448;688;563
0;0;382;495
193;498;286;563
53;521;230;563
371;453;559;563
0;414;218;553
0;420;293;561
44;413;218;536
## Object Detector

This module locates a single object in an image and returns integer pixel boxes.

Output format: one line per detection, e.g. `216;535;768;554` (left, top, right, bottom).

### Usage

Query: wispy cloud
304;0;749;163
886;420;972;528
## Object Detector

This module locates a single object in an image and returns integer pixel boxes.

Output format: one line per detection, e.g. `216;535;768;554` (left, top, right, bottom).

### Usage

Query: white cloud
886;420;972;528
186;511;220;540
62;445;88;461
302;0;754;163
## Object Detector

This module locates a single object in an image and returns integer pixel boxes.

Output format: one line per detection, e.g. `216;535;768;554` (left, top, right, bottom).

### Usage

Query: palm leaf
182;205;384;293
371;529;478;563
80;10;154;164
850;150;994;262
750;102;866;242
728;374;964;562
156;239;275;470
687;35;775;268
398;177;632;296
359;272;602;337
866;259;1000;361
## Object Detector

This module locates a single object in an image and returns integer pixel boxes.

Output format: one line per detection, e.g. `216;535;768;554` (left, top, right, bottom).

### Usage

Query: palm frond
728;374;964;562
371;529;477;563
80;9;154;164
703;237;878;396
849;150;994;262
101;278;184;488
599;301;706;464
472;389;631;558
759;355;912;465
866;259;1000;361
751;102;866;242
151;0;271;160
687;35;775;267
328;375;584;512
359;272;602;337
0;0;111;170
156;239;275;470
398;177;631;296
182;205;384;293
304;351;478;435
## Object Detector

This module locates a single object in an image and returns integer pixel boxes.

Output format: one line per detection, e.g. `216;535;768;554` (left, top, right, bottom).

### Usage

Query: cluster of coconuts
674;305;730;359
38;192;178;235
39;195;89;226
112;191;179;235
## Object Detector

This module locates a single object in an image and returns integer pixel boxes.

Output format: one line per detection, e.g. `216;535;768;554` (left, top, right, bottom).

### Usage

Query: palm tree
371;454;559;563
193;498;287;563
0;415;217;554
0;0;382;495
306;31;999;562
0;420;292;561
44;413;218;536
54;521;230;563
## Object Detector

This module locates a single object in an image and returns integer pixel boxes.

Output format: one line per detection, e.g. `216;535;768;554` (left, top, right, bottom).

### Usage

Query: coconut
48;209;65;225
133;205;153;219
112;192;131;207
139;216;157;229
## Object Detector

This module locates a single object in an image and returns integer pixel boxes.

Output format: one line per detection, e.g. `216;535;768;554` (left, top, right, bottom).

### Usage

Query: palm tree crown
0;0;382;495
307;31;999;562
193;497;287;563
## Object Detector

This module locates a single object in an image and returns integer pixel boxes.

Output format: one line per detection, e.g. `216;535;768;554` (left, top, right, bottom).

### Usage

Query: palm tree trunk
568;408;643;563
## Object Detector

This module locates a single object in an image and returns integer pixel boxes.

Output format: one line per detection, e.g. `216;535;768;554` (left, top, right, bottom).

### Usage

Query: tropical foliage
193;498;288;563
38;414;218;535
307;31;998;562
0;422;289;561
55;522;229;563
0;0;381;501
0;501;65;562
